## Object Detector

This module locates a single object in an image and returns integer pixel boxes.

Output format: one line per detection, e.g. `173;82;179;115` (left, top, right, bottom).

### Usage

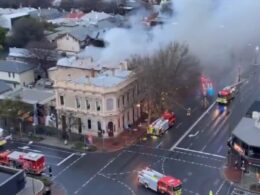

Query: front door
107;121;114;137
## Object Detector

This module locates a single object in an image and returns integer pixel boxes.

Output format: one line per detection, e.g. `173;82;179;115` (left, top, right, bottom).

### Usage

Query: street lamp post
255;46;259;65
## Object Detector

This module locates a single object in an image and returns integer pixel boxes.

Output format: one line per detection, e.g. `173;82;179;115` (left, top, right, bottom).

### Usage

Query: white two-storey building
51;61;141;137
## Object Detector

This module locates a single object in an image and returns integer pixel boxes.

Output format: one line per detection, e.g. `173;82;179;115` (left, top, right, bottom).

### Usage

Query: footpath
223;162;260;194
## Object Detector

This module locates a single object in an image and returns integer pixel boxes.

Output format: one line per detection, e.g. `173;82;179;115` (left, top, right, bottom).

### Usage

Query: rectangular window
75;97;80;108
127;93;129;104
60;96;64;105
12;73;15;78
8;72;11;77
122;95;125;106
117;98;120;109
96;100;101;111
87;119;91;129
78;118;82;133
61;115;66;131
127;111;130;121
118;118;120;128
86;98;90;110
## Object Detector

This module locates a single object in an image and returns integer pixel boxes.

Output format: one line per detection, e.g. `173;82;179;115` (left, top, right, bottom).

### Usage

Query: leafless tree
128;42;202;123
26;39;57;78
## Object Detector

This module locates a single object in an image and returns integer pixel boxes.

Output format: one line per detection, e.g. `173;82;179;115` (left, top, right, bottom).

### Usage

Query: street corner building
50;58;142;138
227;99;260;182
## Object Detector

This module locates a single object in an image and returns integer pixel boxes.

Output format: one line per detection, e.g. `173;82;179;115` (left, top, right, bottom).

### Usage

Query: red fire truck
138;167;182;195
147;111;176;136
0;150;45;175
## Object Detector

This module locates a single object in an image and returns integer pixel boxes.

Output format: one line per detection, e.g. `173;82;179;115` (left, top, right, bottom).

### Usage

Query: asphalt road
1;66;259;195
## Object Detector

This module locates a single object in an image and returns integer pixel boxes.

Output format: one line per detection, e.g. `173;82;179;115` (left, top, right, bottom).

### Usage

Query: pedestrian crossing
231;188;253;195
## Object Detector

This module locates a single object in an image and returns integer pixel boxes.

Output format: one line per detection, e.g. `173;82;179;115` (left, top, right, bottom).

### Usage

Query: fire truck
138;167;182;195
216;80;245;105
147;111;176;136
0;150;45;175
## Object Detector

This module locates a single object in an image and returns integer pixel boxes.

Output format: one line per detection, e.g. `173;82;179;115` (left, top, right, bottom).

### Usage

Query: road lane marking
201;115;229;152
156;141;163;148
216;180;226;195
217;145;224;153
170;101;216;151
131;144;223;162
175;147;225;159
125;150;220;169
74;152;123;194
57;153;75;166
188;131;199;138
99;173;136;195
52;155;84;180
13;140;73;154
176;122;183;129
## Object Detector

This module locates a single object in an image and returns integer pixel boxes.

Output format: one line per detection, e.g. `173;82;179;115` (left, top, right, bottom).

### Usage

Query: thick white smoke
83;0;260;72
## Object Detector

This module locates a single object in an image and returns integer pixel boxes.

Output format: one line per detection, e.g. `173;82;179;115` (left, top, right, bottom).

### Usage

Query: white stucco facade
56;34;81;53
0;69;34;88
53;68;141;137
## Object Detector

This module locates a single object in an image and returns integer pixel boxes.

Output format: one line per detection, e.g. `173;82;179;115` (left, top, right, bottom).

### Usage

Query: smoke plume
83;0;260;73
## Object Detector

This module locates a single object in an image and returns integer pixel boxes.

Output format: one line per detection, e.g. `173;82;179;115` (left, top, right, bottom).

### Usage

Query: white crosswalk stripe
231;188;253;195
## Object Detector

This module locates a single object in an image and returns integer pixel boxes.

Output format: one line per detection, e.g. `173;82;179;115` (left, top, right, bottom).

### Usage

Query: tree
26;39;57;78
8;17;44;48
0;98;32;135
0;27;6;49
128;42;202;123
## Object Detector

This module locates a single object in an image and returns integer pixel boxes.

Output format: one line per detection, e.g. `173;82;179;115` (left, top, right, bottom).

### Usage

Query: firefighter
48;166;52;177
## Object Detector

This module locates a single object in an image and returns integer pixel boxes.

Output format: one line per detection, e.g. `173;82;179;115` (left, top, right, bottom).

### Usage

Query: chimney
252;111;260;129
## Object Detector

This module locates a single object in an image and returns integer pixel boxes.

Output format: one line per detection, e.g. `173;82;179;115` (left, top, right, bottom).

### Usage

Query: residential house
66;10;85;20
0;60;35;89
0;7;36;30
0;80;12;97
53;67;141;137
30;7;66;21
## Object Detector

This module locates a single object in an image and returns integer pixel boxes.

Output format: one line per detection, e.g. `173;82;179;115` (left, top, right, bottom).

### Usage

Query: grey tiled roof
0;80;11;94
69;26;95;41
0;60;35;73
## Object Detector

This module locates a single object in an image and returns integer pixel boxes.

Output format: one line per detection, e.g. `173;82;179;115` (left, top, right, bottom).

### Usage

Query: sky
82;0;260;73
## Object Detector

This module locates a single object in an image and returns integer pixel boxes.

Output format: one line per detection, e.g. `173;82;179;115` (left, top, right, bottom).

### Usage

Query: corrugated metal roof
0;60;35;73
232;117;260;148
72;69;132;87
0;80;11;94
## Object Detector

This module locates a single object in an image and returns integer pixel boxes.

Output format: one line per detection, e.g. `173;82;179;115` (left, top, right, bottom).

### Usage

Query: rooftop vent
252;111;260;129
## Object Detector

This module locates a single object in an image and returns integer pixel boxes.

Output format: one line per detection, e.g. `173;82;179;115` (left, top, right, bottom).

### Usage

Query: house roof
81;11;112;24
30;8;65;20
0;80;11;94
246;100;260;118
0;60;35;73
232;117;260;148
57;56;102;70
72;69;132;87
8;47;31;58
66;10;85;19
7;88;55;105
2;12;29;19
68;26;95;41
